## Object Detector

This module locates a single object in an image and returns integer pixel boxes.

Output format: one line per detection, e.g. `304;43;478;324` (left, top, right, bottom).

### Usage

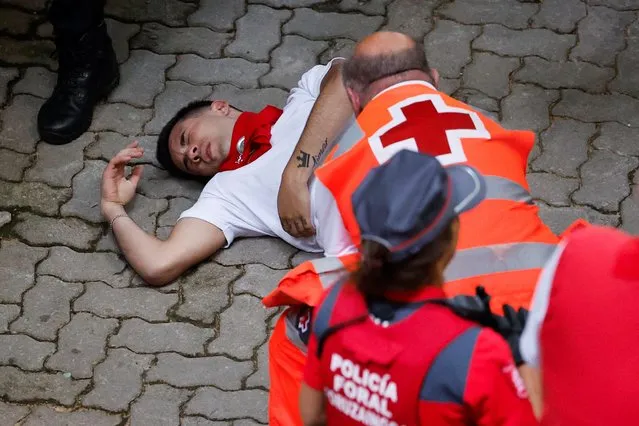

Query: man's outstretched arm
101;142;225;286
278;59;353;238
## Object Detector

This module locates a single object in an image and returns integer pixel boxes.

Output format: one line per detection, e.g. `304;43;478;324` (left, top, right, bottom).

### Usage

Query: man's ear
345;87;362;115
210;100;231;116
430;68;440;89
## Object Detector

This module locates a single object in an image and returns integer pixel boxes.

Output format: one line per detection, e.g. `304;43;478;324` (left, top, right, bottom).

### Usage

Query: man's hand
278;165;315;238
101;141;144;219
498;305;529;366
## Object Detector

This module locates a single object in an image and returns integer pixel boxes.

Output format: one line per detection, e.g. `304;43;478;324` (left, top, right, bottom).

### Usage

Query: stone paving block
105;0;197;26
0;210;10;227
75;282;178;321
176;262;241;324
215;237;298;269
382;0;437;39
168;55;269;88
156;226;172;240
0;0;49;10
158;197;195;226
537;203;619;235
234;421;262;426
0;148;30;181
593;122;639;156
234;264;286;299
0;401;30;425
185;387;268;423
0;334;55;371
283;8;384;40
145;81;212;135
249;0;325;6
514;57;614;92
110;318;215;355
82;348;153;412
14;213;101;250
531;118;595;177
455;89;499;113
208;294;269;359
146;353;252;388
0;94;43;153
130;384;192;426
610;19;639;97
261;35;327;90
46;312;119;379
133;23;231;59
337;0;391;15
188;0;246;32
573;149;639;212
0;304;20;332
96;194;168;252
182;417;230;426
553;90;639;127
0;180;71;215
210;84;289;112
587;0;639;9
473;25;576;61
621;177;639;234
501;84;559;132
0;37;55;69
25;133;95;187
438;78;461;96
22;406;122;426
85;131;157;164
58;160;106;222
90;103;152;135
438;0;539;29
109;50;175;108
462;52;519;99
137;164;204;200
424;20;480;79
570;5;634;67
0;240;47;304
10;276;83;341
39;247;126;283
225;5;291;62
246;341;269;388
12;66;56;99
532;0;587;33
528;172;580;207
319;38;355;63
106;18;140;65
0;366;90;405
0;67;18;106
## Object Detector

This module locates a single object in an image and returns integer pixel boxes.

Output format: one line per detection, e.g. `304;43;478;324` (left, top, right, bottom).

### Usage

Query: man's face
168;101;237;177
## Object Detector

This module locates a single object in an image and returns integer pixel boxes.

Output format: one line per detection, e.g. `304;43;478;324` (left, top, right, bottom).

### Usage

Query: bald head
354;31;417;58
342;31;436;113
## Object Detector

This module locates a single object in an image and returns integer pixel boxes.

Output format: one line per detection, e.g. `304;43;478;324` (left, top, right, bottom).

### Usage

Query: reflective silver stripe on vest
284;310;308;353
445;242;557;282
484;175;533;204
311;257;350;289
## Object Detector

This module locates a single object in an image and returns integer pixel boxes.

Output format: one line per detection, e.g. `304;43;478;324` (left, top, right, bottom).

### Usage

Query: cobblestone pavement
1;0;639;424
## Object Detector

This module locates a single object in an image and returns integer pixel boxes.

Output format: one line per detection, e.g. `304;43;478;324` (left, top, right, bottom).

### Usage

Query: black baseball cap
352;149;487;262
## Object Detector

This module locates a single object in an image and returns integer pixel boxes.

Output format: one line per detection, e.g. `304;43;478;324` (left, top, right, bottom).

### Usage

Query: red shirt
537;226;639;426
303;285;538;425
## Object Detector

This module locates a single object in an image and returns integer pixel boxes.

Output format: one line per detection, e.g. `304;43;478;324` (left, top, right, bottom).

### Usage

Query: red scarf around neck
218;105;283;172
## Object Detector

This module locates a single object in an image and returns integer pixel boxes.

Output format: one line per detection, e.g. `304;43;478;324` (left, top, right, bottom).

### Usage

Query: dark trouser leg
38;0;118;145
48;0;107;36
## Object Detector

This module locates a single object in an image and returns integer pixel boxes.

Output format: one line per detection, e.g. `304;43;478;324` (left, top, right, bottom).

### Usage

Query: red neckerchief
218;105;283;172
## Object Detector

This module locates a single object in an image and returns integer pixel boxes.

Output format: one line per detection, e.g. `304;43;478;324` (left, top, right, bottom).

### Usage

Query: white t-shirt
179;58;354;256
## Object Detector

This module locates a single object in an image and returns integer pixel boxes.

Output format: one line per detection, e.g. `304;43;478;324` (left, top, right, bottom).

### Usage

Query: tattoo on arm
296;139;330;169
296;151;311;168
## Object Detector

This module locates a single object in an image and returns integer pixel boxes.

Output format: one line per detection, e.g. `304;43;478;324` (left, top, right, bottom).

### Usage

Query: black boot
38;21;119;145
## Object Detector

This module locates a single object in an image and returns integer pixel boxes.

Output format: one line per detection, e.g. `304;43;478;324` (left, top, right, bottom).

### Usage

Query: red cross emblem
368;93;490;165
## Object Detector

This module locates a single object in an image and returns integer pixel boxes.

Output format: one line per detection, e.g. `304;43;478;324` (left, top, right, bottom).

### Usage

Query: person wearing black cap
299;150;537;426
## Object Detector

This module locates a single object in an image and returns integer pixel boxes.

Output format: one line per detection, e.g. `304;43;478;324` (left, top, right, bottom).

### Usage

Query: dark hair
156;100;211;181
342;43;431;94
351;219;457;298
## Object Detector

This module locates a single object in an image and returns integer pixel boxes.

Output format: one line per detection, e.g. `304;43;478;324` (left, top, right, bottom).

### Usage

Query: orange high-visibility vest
265;80;570;313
